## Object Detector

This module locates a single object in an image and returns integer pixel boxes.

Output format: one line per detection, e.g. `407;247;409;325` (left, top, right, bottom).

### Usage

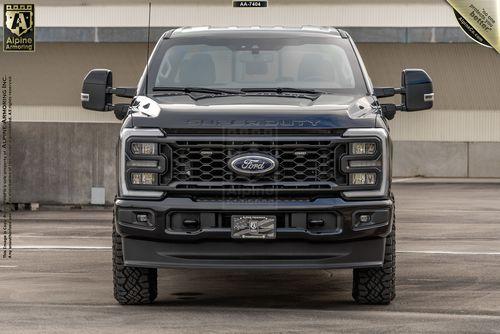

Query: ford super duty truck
81;26;433;305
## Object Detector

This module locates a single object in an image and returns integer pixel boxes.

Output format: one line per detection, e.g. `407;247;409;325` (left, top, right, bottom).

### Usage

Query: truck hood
129;94;378;131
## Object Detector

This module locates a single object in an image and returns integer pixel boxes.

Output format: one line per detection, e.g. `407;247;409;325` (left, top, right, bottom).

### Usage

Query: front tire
112;224;158;305
352;211;396;305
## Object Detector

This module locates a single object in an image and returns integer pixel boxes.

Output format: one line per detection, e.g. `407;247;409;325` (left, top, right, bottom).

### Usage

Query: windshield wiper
151;86;325;101
152;87;243;100
153;86;241;95
239;87;325;100
240;87;326;95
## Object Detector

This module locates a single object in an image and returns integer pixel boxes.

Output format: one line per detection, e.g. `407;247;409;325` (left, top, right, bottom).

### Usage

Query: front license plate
231;215;276;239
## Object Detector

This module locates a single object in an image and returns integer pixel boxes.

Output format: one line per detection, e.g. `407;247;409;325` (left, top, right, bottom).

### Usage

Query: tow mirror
401;69;434;111
81;69;113;111
81;69;136;116
374;68;433;120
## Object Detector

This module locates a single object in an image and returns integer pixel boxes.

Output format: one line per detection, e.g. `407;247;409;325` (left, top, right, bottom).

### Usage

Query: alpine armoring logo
229;154;277;176
3;4;35;52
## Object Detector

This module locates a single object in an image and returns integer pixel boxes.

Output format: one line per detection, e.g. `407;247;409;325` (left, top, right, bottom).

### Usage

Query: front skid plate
122;237;386;269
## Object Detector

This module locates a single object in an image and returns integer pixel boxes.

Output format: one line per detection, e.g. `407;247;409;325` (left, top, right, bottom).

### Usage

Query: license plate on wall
231;215;276;239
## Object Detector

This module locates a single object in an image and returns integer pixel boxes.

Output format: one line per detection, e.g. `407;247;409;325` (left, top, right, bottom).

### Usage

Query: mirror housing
374;68;433;119
401;69;433;111
81;69;136;113
81;69;113;111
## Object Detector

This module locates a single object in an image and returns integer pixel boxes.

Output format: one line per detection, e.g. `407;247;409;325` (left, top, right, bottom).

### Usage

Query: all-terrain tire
112;224;158;305
352;209;396;305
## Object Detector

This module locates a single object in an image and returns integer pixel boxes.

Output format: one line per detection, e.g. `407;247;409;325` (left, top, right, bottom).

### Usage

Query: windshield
144;34;368;95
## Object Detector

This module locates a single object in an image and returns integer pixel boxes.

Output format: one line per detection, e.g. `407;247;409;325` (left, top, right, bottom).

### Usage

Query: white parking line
392;178;419;183
11;246;111;250
1;303;500;321
14;235;108;239
0;218;111;221
397;209;500;213
399;250;500;255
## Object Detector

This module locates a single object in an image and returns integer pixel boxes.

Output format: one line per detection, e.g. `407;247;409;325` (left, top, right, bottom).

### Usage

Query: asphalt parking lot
1;182;500;333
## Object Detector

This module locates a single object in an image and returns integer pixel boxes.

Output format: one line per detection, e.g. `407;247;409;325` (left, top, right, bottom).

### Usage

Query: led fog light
351;142;376;155
131;142;157;155
359;214;371;224
354;213;376;229
136;213;149;223
135;213;153;227
131;172;158;185
350;173;376;185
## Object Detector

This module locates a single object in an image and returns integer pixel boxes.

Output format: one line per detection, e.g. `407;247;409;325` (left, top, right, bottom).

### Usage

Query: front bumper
115;196;394;269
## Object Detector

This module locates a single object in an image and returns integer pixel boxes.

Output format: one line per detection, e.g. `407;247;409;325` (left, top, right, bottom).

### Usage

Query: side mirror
81;69;112;111
401;69;434;111
374;68;433;119
81;69;137;113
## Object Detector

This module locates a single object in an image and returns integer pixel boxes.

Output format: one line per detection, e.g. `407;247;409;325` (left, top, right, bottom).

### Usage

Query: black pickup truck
81;26;433;305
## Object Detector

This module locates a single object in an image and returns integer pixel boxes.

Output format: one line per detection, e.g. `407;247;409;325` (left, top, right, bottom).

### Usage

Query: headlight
350;142;376;155
119;128;164;198
131;142;157;155
342;128;389;198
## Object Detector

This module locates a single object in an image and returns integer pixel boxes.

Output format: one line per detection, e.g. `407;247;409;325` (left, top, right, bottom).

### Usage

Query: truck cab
81;26;433;305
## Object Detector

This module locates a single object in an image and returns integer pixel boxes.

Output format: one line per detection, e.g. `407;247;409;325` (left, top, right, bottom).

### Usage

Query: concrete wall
393;142;500;178
469;143;500;178
393;141;468;177
10;122;120;204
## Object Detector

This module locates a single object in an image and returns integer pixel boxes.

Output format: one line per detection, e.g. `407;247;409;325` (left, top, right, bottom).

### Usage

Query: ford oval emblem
229;154;277;176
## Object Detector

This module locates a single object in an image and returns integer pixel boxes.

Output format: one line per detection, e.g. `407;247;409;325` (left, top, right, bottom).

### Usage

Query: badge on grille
229;153;277;176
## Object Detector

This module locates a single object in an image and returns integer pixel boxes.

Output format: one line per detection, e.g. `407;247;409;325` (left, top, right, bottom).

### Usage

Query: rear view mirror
401;69;434;111
238;52;274;63
81;69;113;111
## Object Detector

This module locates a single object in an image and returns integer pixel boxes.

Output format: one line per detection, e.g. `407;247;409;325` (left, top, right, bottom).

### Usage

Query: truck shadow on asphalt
152;268;386;310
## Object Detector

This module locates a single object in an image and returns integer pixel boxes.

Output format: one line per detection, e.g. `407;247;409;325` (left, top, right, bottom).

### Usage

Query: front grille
161;138;347;191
